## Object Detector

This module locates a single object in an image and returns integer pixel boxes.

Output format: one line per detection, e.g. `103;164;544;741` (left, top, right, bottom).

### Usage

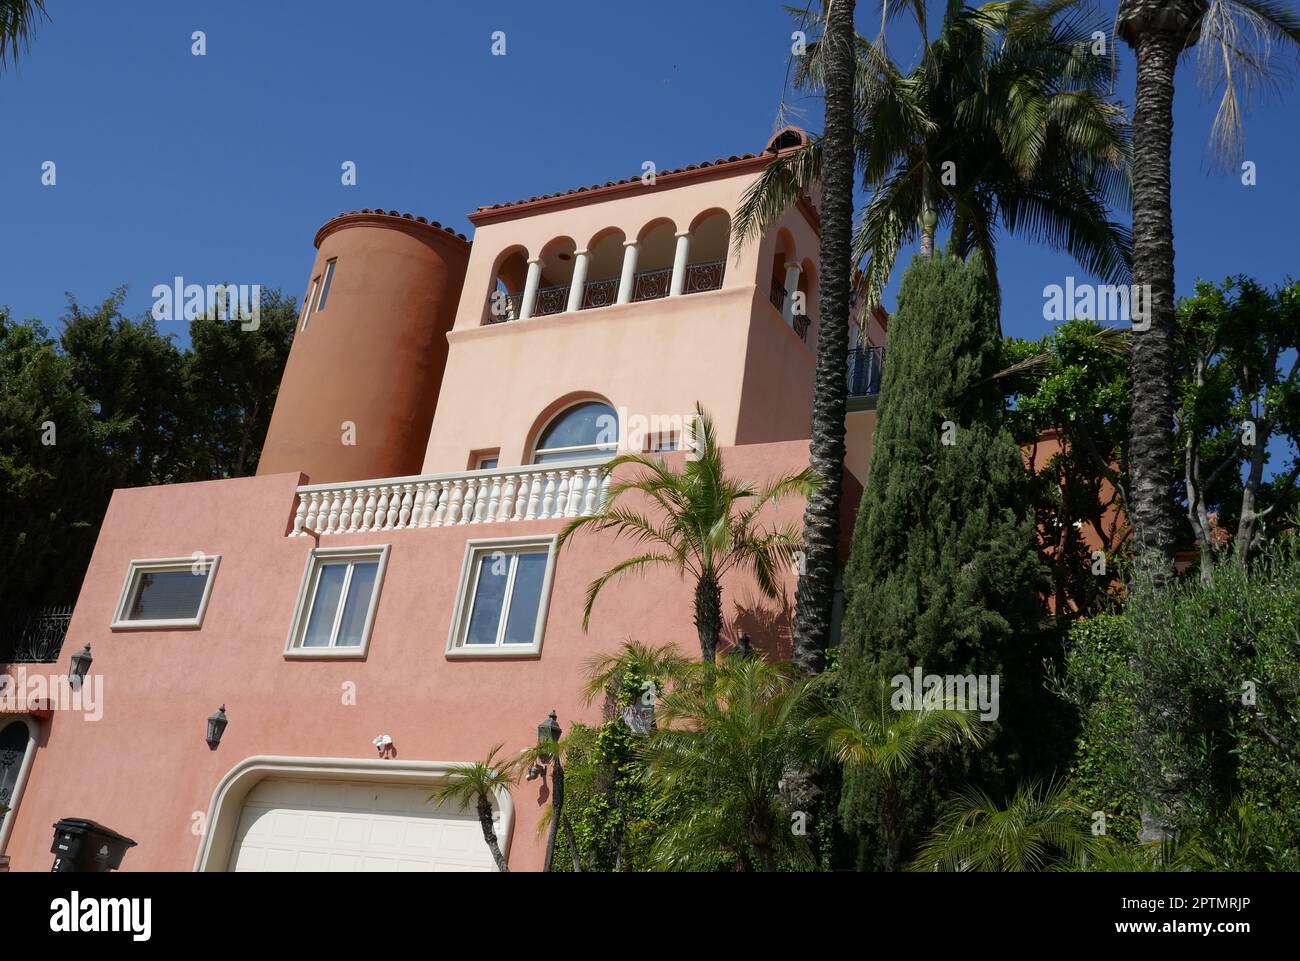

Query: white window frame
446;535;557;658
110;555;221;631
285;545;390;658
316;258;337;312
300;277;319;331
474;452;500;470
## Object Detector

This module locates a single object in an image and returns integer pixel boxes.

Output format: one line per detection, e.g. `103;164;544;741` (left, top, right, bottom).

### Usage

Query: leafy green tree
1118;0;1300;586
1175;277;1300;578
818;678;990;870
557;404;817;663
1003;321;1132;619
183;289;297;478
425;746;517;872
638;656;823;871
837;252;1046;868
911;779;1099;871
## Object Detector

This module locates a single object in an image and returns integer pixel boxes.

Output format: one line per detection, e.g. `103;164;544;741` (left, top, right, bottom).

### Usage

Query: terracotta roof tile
474;152;763;213
322;209;469;242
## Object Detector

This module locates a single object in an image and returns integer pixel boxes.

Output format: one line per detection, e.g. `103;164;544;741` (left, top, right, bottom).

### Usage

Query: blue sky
2;0;1297;348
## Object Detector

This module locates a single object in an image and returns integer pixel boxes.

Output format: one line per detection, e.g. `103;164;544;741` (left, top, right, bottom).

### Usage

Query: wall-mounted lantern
527;710;562;780
205;705;228;748
69;644;92;689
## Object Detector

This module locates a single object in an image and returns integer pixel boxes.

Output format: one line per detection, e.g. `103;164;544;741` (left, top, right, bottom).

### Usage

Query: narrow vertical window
301;278;319;331
316;259;337;312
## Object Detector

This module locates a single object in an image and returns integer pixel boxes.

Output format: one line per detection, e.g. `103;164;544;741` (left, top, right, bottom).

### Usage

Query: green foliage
838;252;1048;868
1004;321;1130;619
0;290;295;607
1061;536;1300;861
557;403;817;661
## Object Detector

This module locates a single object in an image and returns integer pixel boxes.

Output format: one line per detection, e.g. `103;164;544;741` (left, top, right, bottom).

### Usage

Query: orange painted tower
257;210;471;484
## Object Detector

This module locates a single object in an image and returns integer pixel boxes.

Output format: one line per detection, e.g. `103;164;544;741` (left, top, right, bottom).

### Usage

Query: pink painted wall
422;162;825;473
3;443;812;872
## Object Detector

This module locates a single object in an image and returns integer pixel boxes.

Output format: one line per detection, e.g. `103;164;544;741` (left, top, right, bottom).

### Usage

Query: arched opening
533;236;577;317
631;219;677;302
485;246;529;324
580;228;625;310
683;209;730;294
796;258;818;344
0;716;39;857
531;400;619;464
769;229;796;316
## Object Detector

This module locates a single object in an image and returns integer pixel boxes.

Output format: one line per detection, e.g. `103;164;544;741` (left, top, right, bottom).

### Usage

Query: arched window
0;717;38;856
532;402;618;463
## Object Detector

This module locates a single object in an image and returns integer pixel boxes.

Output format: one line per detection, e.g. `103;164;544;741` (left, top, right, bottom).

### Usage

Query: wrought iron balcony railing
770;278;786;313
492;260;729;323
683;258;725;294
0;606;73;664
847;345;885;397
579;277;619;309
631;267;673;303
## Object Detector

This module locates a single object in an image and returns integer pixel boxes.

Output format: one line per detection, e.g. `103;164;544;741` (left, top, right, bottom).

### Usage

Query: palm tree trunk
694;572;722;663
792;0;856;677
476;795;509;872
1126;22;1188;846
883;780;903;872
1126;28;1181;586
542;757;577;871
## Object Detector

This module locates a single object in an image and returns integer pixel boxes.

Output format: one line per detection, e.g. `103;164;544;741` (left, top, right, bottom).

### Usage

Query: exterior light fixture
205;705;228;748
537;710;561;758
69;644;92;688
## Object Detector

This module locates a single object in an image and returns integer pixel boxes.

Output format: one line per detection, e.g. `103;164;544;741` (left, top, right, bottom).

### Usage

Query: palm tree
557;403;818;664
1117;0;1300;845
426;746;515;872
0;0;47;70
1118;0;1300;582
734;0;1131;673
816;678;990;870
793;0;858;680
638;656;824;871
910;779;1100;871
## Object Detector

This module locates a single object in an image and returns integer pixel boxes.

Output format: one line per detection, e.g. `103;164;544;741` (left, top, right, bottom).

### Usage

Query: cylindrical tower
258;209;471;484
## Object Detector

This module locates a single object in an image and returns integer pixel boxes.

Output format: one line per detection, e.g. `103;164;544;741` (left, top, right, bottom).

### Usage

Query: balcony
488;258;727;324
768;278;810;342
847;345;885;399
0;606;72;664
291;461;611;537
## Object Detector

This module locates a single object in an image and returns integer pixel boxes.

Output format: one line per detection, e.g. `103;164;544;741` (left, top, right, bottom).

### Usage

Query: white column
566;249;590;313
668;230;691;296
781;261;802;328
519;257;544;320
616;240;640;305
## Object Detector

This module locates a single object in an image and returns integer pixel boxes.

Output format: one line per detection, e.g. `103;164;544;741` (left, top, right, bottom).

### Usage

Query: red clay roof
314;209;470;248
473;153;763;215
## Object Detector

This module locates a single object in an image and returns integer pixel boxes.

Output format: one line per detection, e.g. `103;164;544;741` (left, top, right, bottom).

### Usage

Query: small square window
316;259;337;312
475;454;499;470
286;546;389;657
111;556;220;630
447;536;556;657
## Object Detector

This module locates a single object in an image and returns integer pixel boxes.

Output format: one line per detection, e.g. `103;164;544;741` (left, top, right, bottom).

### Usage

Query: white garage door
229;777;498;872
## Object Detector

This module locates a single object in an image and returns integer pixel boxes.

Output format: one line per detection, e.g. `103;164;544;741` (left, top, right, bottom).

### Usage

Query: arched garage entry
195;755;515;872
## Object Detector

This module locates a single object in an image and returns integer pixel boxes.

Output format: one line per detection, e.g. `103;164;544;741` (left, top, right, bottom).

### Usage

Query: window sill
445;645;542;660
110;618;205;631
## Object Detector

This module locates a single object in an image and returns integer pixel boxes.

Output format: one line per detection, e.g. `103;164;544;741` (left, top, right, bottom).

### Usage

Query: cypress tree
838;253;1046;870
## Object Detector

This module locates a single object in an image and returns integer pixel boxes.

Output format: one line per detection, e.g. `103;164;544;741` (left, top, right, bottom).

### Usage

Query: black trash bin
50;818;137;872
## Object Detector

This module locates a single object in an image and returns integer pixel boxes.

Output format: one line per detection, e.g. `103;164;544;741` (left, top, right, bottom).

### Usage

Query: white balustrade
288;462;609;537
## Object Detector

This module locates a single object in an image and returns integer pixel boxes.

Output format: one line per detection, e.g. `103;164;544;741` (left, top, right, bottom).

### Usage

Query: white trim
193;754;516;872
446;535;557;658
0;714;41;857
110;555;221;631
284;545;390;658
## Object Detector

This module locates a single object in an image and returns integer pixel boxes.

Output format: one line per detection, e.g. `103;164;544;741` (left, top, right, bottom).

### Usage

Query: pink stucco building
0;128;886;872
